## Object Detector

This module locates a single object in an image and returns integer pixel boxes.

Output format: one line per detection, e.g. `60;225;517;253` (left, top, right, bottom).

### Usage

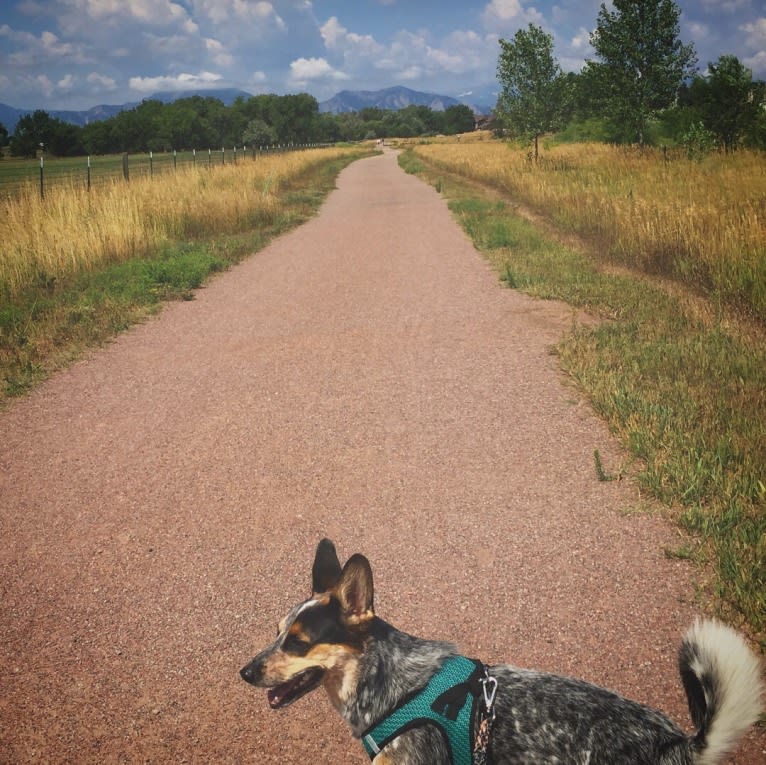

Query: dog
241;539;764;764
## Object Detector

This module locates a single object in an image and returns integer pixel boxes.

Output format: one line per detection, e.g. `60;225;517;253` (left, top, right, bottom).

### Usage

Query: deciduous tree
701;55;763;150
496;23;563;159
586;0;697;145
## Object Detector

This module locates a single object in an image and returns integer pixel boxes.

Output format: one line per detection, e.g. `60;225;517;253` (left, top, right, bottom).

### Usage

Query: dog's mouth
267;667;325;709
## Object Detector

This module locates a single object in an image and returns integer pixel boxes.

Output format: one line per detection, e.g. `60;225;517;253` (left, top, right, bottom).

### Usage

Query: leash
472;666;497;765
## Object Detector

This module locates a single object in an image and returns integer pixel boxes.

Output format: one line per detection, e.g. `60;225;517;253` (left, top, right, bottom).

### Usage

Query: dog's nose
240;661;259;685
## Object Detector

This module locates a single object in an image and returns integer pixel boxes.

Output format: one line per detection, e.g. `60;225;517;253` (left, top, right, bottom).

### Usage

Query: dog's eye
283;633;311;655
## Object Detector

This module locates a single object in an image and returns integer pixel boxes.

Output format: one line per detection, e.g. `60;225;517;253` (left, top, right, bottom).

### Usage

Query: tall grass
401;146;766;643
1;149;355;299
411;141;766;322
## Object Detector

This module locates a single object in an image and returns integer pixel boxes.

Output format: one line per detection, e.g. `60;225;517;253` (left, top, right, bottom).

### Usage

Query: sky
0;0;764;111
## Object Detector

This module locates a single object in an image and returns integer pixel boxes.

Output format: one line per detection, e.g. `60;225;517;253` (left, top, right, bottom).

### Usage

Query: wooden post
39;155;44;200
122;152;129;181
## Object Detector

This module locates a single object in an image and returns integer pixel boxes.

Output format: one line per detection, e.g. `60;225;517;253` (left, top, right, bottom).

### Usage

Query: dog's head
240;539;375;712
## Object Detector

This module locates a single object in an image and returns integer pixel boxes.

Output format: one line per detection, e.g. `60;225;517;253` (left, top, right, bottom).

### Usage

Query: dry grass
0;148;354;299
412;141;766;321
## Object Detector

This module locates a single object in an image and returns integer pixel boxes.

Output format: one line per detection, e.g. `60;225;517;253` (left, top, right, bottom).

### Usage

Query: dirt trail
1;149;762;763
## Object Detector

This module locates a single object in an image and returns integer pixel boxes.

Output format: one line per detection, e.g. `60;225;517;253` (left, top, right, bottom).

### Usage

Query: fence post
193;148;196;166
221;147;225;165
39;155;44;200
173;149;177;170
122;152;129;182
87;155;91;191
208;148;211;169
149;151;153;177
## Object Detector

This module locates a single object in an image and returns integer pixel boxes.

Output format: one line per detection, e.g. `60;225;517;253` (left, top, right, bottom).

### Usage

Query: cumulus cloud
741;17;766;47
129;70;224;93
87;72;117;90
321;16;383;57
289;56;349;84
482;0;544;31
69;0;198;32
193;0;285;30
205;37;233;67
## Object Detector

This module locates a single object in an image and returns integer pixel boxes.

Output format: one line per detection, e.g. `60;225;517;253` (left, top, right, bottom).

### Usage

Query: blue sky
1;0;764;111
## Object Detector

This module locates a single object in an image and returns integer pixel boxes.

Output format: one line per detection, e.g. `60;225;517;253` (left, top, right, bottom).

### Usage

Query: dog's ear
336;554;374;625
312;538;343;594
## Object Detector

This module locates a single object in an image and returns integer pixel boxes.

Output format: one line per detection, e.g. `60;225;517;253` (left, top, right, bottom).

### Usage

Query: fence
0;143;334;199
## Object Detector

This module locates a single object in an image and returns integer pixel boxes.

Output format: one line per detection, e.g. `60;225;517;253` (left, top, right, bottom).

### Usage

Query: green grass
0;151;365;399
401;148;766;645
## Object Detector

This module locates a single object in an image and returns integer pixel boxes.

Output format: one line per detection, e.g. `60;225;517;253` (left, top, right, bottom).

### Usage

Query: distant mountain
453;84;497;115
319;85;462;114
0;85;495;134
0;88;253;133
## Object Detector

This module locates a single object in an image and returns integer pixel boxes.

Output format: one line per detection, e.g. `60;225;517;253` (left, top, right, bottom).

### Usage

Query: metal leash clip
481;672;497;718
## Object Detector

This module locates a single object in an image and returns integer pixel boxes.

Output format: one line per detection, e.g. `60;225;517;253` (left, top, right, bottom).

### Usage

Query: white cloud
74;0;195;28
57;73;75;90
194;0;285;29
687;21;712;43
741;17;766;47
570;26;591;52
289;56;348;83
699;0;751;12
128;70;224;93
35;73;55;96
87;72;117;90
482;0;545;31
320;16;384;58
205;37;233;67
744;49;766;77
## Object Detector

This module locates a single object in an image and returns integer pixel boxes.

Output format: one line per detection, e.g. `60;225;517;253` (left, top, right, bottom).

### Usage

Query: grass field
409;139;766;323
0;144;371;397
400;141;766;645
0;146;302;197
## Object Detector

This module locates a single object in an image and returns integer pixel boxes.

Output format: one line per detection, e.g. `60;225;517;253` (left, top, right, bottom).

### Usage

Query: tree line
496;0;766;158
3;0;764;159
1;94;476;158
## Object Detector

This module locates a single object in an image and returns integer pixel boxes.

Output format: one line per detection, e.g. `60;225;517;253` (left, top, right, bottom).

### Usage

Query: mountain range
0;85;495;133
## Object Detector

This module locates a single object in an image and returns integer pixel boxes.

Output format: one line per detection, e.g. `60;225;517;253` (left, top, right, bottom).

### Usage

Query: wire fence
0;143;334;199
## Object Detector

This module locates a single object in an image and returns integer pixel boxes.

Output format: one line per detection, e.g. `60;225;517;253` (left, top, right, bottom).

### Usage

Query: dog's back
487;620;762;764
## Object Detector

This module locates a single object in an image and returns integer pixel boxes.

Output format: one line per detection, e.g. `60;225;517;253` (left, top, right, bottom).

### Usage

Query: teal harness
361;656;485;764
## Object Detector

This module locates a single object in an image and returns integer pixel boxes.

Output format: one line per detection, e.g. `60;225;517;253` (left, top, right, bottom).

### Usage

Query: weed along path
1;148;763;764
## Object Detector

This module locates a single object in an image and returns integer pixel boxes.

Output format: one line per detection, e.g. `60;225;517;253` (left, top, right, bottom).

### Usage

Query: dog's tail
678;619;763;765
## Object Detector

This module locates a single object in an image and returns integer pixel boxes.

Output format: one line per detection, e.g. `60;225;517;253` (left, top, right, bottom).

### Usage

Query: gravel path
1;148;762;764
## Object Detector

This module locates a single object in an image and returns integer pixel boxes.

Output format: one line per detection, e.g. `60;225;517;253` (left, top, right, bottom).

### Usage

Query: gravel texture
1;148;763;764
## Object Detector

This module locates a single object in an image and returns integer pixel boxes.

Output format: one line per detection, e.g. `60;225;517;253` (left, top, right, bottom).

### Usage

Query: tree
701;55;763;150
242;118;278;147
587;0;697;145
10;110;81;157
0;121;8;151
443;104;475;135
496;23;564;159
